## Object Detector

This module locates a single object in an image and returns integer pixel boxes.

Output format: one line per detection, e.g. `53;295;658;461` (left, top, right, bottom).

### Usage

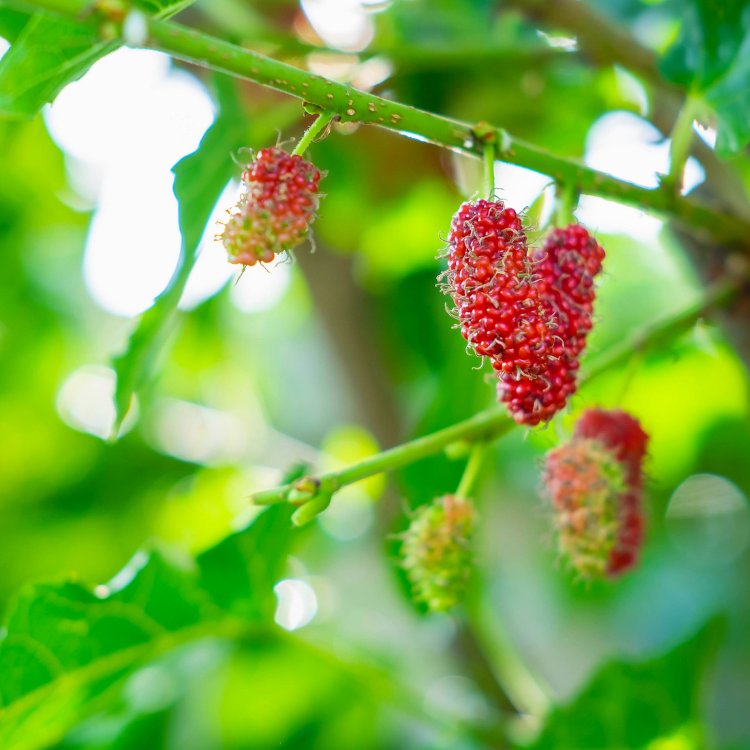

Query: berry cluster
442;200;604;426
222;147;322;266
498;224;605;424
400;494;476;612
543;408;648;579
441;199;555;425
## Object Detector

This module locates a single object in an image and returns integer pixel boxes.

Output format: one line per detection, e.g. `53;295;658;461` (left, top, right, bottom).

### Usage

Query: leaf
0;5;32;44
0;12;118;118
660;0;750;89
197;505;297;621
704;29;750;155
532;618;725;750
0;0;198;120
112;75;247;432
0;507;294;750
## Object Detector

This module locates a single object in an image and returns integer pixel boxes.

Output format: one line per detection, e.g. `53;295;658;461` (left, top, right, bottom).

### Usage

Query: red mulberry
222;147;323;266
543;408;648;579
499;224;605;425
400;495;476;612
441;199;555;424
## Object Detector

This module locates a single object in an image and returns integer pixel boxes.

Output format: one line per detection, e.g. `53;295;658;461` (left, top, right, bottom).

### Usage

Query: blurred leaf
0;502;294;750
0;0;198;119
532;618;724;750
705;29;750;155
132;0;198;16
0;12;118;118
197;505;296;621
0;5;32;44
112;75;247;432
660;0;750;89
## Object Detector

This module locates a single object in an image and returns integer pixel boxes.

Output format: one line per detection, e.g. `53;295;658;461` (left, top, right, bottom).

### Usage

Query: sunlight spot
585;110;704;195
493;163;551;214
274;579;318;630
666;473;750;567
105;550;150;594
575;195;663;243
44;48;215;317
146;398;249;466
56;364;137;440
301;0;374;52
229;260;292;314
537;30;577;51
0;38;9;63
693;121;717;149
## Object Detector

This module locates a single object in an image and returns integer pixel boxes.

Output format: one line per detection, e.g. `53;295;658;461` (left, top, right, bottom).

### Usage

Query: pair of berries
221;147;323;266
400;494;476;612
543;408;648;579
442;199;604;425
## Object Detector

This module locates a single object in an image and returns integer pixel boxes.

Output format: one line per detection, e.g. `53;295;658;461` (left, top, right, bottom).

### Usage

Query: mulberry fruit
499;224;605;425
441;199;555;424
400;494;476;612
543;408;648;579
222;147;322;266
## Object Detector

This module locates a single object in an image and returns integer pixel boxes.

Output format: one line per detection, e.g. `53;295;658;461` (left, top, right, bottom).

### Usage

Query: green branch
251;278;737;516
13;0;750;248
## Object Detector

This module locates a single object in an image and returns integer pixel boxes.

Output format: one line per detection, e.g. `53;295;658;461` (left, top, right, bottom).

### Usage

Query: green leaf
660;0;750;89
133;0;199;18
704;29;750;155
0;12;118;118
532;618;724;750
197;505;297;621
0;506;293;750
0;5;33;44
112;75;247;432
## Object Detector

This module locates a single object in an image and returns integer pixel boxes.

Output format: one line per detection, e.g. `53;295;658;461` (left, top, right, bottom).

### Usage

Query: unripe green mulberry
400;495;476;612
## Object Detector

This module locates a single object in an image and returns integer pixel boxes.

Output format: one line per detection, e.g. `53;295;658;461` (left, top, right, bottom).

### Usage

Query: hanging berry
221;147;323;266
440;198;555;425
499;224;605;425
542;408;648;580
400;494;476;612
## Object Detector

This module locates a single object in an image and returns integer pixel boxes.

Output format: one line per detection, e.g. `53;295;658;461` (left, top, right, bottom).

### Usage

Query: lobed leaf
0;506;294;750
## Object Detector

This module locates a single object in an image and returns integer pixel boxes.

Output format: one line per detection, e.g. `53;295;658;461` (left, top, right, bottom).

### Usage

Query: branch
251;278;737;512
504;0;750;221
15;0;750;247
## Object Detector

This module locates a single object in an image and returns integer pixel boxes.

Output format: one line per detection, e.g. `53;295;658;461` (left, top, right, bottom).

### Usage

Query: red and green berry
543;408;648;580
222;147;323;266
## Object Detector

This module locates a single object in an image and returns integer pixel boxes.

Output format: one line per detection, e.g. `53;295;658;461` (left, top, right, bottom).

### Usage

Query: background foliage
1;0;750;748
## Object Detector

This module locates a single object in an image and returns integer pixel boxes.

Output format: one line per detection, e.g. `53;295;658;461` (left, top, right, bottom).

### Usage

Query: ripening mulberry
440;199;556;424
221;147;323;266
542;408;648;579
499;224;605;425
400;495;476;612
